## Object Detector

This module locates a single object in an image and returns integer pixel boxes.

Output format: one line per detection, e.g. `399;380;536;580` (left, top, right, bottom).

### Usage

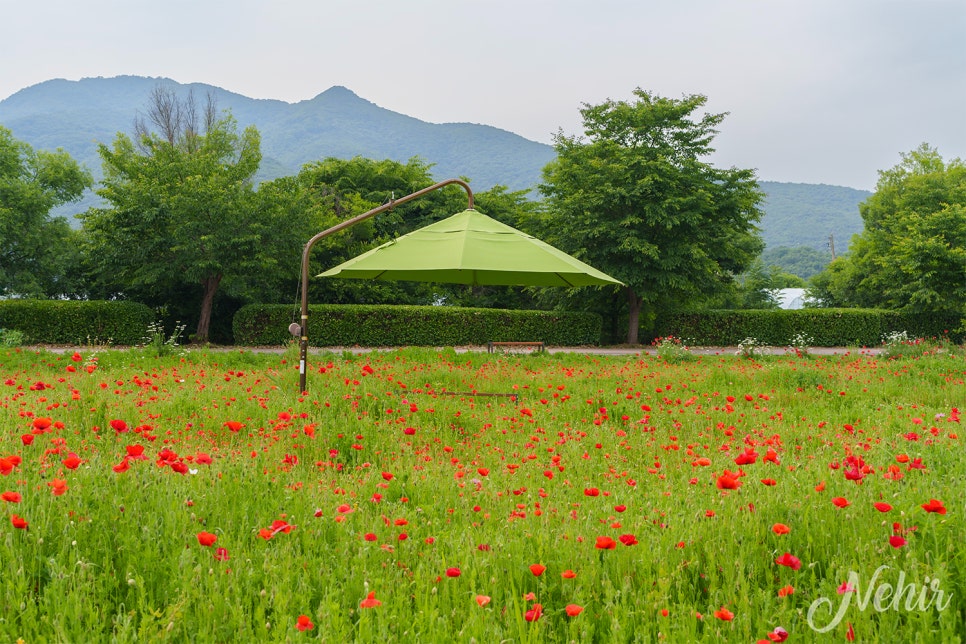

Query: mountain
758;181;870;252
1;76;870;266
0;76;556;194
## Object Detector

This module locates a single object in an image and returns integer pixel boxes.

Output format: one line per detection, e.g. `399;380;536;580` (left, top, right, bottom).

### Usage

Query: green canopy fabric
319;209;622;287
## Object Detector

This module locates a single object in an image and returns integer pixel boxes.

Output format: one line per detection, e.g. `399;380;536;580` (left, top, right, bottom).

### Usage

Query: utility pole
829;234;836;260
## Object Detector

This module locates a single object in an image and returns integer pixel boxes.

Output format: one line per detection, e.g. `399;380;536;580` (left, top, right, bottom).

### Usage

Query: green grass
0;346;963;642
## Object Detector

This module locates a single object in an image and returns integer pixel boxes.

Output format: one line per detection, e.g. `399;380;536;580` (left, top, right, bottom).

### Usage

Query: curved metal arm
297;178;474;392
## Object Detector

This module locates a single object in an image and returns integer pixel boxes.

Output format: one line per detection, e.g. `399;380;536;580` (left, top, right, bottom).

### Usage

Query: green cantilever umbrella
319;209;622;287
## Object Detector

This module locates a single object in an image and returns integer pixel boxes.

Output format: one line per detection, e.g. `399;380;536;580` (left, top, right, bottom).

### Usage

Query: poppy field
1;345;963;642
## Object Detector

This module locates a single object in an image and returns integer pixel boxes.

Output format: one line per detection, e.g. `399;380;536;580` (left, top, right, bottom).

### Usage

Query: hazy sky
3;0;964;190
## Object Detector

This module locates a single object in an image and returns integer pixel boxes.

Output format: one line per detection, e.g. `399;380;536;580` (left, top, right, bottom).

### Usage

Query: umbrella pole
298;178;474;392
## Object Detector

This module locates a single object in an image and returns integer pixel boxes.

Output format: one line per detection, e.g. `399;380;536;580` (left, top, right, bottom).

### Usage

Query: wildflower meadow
0;344;963;642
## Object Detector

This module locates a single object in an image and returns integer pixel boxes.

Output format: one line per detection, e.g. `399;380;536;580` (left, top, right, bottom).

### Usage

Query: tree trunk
195;273;222;343
625;287;643;345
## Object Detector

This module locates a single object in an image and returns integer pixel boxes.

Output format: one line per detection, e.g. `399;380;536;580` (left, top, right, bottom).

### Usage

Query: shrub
651;335;693;363
0;300;155;345
0;328;25;348
233;304;603;347
653;309;964;347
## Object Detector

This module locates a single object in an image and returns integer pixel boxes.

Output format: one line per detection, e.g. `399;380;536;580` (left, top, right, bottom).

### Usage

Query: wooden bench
487;341;545;354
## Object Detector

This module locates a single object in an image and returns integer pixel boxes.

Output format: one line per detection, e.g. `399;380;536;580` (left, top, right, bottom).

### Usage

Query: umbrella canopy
320;209;622;287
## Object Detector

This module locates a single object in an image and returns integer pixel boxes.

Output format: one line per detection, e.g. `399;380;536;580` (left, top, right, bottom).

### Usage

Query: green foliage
233;304;603;347
761;245;832;279
538;88;764;344
650;335;694;363
0;300;154;344
137;320;187;357
653;309;964;347
736;336;766;358
810;144;966;317
0;126;92;297
0;327;25;347
80;95;274;342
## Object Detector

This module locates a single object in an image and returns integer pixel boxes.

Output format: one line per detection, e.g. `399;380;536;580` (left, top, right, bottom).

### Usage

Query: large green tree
538;89;764;343
0;126;91;298
809;144;966;317
81;90;267;342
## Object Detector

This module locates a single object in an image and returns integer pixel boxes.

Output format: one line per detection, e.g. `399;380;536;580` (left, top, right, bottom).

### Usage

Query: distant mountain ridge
0;76;555;193
1;75;869;253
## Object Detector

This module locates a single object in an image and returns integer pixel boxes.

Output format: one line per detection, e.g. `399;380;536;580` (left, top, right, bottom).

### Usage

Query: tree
0;126;92;298
808;144;966;316
81;89;266;342
538;89;764;343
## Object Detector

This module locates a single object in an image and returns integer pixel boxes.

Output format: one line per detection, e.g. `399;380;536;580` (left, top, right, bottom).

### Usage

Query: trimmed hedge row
233;304;604;347
0;300;155;346
652;309;964;347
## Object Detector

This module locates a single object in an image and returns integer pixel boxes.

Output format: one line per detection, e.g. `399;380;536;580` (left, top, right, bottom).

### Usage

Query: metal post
297;179;474;392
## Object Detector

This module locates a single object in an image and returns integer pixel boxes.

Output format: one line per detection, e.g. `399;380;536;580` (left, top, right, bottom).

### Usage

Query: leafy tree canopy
538;89;764;343
808;144;966;317
0;126;91;298
81;90;268;342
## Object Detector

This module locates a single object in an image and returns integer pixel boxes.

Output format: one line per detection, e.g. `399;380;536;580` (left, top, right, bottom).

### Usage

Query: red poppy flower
561;569;577;579
768;626;789;642
33;417;52;430
584;488;600;497
445;567;461;578
734;448;758;465
529;564;546;576
889;535;907;548
713;607;734;621
524;603;543;622
475;595;491;607
112;459;130;473
716;473;742;490
618;534;638;546
20;434;34;446
294;615;314;631
197;532;217;547
760;478;777;486
360;591;382;608
777;585;794;597
1;491;21;503
921;499;946;514
873;502;892;512
11;515;27;530
565;604;584;616
49;479;67;496
831;497;850;508
224;421;244;432
775;553;801;570
595;536;617;550
62;455;82;470
110;419;128;432
772;523;790;535
364;533;377;542
214;547;230;561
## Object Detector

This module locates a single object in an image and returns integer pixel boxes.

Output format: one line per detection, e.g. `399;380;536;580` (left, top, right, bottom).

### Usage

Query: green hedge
234;304;603;347
652;309;964;347
0;300;155;345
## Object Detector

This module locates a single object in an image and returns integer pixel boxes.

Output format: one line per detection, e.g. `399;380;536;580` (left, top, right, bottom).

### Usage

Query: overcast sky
3;0;964;190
